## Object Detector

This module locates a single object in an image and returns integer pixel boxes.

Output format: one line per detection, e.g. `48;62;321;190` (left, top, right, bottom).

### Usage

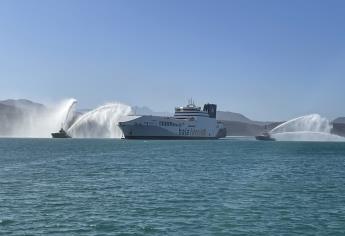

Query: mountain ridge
0;99;344;137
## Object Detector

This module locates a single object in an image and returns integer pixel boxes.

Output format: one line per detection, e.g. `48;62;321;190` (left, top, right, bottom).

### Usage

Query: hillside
0;99;47;136
1;98;344;137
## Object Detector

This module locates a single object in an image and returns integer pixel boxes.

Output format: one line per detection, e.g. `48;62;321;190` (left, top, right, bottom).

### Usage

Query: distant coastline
1;99;345;137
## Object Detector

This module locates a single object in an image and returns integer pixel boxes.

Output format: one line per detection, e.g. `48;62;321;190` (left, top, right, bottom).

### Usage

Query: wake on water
271;131;345;142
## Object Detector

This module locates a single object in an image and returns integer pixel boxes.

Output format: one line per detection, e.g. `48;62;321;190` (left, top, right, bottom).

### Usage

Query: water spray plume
271;114;331;134
6;98;77;138
270;114;345;142
67;103;132;138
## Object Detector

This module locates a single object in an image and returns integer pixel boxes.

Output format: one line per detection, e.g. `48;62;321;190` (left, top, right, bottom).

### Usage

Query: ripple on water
1;139;345;235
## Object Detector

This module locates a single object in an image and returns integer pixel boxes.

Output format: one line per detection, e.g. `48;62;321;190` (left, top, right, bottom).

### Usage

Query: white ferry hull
119;114;226;140
120;124;219;139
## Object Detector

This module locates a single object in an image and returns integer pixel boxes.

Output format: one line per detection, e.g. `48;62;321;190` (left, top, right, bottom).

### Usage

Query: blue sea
1;138;345;235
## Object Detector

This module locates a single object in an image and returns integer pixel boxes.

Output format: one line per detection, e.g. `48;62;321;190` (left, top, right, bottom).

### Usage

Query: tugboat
255;131;275;141
51;128;71;138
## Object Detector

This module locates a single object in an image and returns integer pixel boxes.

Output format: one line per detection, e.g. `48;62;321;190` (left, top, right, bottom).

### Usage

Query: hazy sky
0;0;344;121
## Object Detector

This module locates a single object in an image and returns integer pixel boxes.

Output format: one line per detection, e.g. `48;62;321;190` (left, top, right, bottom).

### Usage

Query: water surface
1;139;345;235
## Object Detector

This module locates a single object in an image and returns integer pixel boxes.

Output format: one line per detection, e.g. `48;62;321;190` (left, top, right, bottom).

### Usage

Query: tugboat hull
51;128;71;138
51;133;71;138
255;135;275;141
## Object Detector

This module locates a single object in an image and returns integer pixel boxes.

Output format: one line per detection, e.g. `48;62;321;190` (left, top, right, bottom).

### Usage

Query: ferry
118;101;226;139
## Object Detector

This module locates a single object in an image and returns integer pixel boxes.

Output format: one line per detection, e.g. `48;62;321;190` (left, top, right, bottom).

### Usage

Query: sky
0;0;344;121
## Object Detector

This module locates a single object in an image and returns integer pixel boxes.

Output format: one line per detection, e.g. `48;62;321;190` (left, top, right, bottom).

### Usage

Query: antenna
189;98;195;105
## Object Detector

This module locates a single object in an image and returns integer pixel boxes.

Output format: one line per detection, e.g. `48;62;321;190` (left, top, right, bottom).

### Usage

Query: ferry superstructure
118;102;226;139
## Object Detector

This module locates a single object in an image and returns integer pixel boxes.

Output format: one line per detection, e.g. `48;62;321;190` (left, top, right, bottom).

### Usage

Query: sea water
1;139;345;235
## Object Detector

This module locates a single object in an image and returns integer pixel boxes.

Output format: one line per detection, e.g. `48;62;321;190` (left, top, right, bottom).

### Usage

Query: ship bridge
174;101;209;119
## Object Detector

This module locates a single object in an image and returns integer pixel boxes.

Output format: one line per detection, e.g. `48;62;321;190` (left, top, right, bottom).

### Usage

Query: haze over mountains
0;99;44;135
0;99;344;137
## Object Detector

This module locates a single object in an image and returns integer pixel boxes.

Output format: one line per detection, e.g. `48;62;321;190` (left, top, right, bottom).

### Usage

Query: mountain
0;99;45;111
220;120;263;136
8;98;345;137
0;102;24;135
130;107;272;124
216;111;273;125
0;99;48;136
216;111;252;123
220;120;282;136
216;111;282;136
